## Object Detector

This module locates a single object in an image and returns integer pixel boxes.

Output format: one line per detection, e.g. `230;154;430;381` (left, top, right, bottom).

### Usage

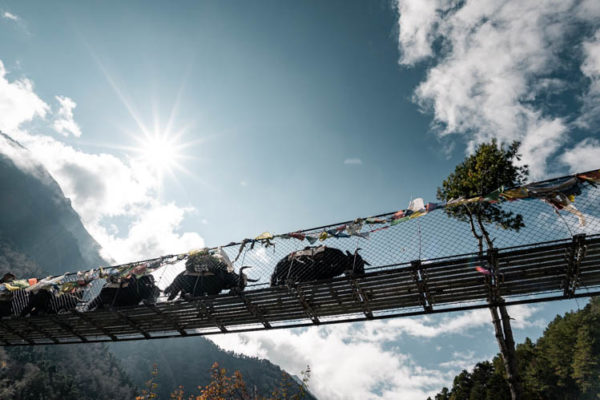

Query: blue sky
1;1;600;399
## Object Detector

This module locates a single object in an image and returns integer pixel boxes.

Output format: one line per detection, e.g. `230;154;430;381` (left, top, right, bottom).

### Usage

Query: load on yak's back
270;246;369;287
164;248;258;300
0;271;92;317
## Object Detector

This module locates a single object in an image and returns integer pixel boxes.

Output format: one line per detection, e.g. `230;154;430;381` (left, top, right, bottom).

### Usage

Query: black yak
270;246;369;286
164;250;258;300
86;274;160;310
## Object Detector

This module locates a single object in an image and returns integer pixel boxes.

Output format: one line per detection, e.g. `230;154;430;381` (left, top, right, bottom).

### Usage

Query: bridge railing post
564;234;587;298
411;260;432;312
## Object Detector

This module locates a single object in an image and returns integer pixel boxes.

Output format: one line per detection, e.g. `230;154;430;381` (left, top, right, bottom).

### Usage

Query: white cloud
560;138;600;173
0;57;203;264
0;60;49;132
396;0;600;178
344;158;363;165
396;0;451;65
2;11;19;21
577;29;600;129
211;304;541;400
53;95;82;137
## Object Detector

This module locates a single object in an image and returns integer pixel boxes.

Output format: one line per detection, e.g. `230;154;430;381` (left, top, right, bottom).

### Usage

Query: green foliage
0;344;137;400
145;362;311;400
429;297;600;399
437;140;529;251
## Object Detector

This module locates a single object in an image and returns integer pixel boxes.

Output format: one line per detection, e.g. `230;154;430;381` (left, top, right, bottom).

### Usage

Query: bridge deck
1;235;599;346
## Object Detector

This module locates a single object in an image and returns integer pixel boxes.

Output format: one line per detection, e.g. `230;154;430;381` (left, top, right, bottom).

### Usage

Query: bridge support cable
564;234;587;297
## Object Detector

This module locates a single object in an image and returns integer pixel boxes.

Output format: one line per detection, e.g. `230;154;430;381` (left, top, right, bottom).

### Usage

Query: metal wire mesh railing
0;169;599;345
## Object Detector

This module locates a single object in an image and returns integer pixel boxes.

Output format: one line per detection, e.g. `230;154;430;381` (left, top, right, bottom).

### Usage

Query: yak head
231;266;259;293
345;249;370;276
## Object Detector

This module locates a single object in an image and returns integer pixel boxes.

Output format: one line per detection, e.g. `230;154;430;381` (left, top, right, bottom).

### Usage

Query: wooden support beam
145;304;188;336
348;277;374;319
23;319;59;344
0;320;32;345
411;260;433;312
196;299;228;333
238;294;272;329
328;284;343;306
71;310;118;341
564;234;587;297
50;316;88;343
292;286;320;324
115;311;151;339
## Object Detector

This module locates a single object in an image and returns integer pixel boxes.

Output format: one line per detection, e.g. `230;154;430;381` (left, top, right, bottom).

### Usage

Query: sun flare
131;131;190;179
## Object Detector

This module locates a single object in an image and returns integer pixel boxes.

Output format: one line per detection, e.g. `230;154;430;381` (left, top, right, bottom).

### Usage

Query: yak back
271;246;354;286
165;268;238;299
92;274;159;309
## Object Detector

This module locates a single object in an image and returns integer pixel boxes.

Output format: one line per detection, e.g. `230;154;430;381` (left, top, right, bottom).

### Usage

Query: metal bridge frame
0;234;598;346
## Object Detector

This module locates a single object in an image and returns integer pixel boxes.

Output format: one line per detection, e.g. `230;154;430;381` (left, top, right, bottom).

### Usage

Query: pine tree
437;139;528;400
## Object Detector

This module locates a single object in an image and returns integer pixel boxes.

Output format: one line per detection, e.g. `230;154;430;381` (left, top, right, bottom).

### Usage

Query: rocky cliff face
0;133;106;276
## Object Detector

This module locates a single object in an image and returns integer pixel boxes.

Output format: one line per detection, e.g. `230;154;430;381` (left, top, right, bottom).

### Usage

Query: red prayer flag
475;266;491;275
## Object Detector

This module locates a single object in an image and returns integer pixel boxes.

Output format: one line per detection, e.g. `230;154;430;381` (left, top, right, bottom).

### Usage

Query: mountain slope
0;133;106;275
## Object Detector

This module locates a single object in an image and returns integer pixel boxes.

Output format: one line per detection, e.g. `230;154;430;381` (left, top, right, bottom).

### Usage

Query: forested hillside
114;338;314;399
428;297;600;400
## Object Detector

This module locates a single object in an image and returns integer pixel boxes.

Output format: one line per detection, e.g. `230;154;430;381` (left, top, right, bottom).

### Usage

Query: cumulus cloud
0;60;49;132
53;95;82;137
344;158;363;165
0;57;203;263
396;0;600;178
211;304;541;400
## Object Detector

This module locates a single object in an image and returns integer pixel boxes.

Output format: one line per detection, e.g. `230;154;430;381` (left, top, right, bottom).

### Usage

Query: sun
131;131;189;179
141;134;179;170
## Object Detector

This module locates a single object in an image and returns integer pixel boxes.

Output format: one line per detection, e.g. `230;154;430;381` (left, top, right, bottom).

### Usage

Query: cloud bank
396;0;600;178
212;304;542;400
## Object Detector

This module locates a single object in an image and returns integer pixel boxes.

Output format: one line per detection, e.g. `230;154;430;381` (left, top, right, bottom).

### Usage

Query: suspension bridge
0;170;599;346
